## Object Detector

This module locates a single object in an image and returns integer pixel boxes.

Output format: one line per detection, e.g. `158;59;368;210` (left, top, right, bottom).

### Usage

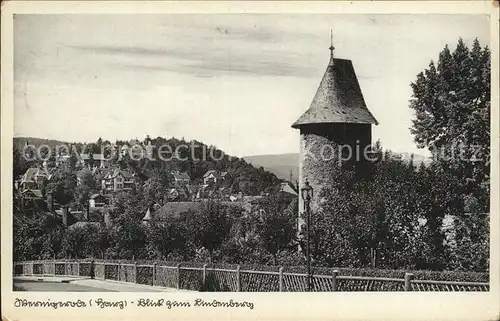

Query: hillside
13;136;281;195
244;152;432;181
14;137;71;152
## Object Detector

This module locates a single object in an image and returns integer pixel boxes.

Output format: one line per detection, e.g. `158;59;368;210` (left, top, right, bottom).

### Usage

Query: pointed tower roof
292;38;378;128
142;208;152;221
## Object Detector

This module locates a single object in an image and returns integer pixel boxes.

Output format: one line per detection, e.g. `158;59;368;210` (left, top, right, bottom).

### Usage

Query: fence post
236;265;241;292
279;267;284;292
176;264;181;290
331;270;339;291
152;262;157;287
77;261;80;277
117;261;121;282
31;261;34;276
202;264;207;286
53;261;56;277
134;262;138;284
404;273;414;291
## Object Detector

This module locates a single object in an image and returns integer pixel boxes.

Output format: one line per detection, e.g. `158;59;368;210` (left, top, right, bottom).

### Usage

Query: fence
13;260;489;292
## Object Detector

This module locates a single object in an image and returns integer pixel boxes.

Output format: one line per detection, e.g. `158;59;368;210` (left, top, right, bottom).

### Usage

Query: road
12;277;186;292
13;280;115;292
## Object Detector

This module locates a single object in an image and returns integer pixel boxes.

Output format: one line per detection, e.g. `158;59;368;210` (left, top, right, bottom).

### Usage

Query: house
203;170;229;185
101;168;136;193
89;194;107;208
20;188;43;200
196;184;215;199
168;188;180;200
279;182;299;196
56;154;71;167
78;153;107;167
68;221;101;232
167;187;188;201
186;184;200;201
20;167;50;190
172;171;190;185
120;144;130;156
218;187;231;199
18;188;46;211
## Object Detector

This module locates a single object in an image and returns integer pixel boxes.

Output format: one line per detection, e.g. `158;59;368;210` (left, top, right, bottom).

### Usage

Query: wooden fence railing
13;260;489;292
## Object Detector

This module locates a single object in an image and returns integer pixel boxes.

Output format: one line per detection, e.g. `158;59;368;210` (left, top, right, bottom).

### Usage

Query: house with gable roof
172;171;190;185
101;168;136;193
20;167;51;191
203;170;229;185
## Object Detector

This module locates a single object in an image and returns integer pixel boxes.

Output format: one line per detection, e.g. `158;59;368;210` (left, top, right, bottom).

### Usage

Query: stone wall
297;123;371;234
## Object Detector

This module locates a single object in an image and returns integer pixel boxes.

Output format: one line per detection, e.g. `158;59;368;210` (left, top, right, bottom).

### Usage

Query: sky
14;14;490;157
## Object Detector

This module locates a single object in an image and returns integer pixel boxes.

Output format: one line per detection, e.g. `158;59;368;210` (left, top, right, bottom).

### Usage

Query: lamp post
301;179;314;292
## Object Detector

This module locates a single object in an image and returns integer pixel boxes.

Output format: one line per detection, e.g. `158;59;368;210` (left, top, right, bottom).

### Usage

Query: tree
69;150;78;171
146;220;187;260
13;145;30;184
409;38;490;211
255;196;297;264
143;176;168;206
13;211;65;261
108;218;147;259
449;195;489;272
47;149;57;169
110;188;146;222
179;201;233;261
75;168;97;211
46;169;77;207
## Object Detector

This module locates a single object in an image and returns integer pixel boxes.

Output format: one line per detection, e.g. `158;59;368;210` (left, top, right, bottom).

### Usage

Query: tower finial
329;29;335;56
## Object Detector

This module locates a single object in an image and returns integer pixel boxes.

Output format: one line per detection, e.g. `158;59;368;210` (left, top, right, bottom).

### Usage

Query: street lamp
301;179;313;292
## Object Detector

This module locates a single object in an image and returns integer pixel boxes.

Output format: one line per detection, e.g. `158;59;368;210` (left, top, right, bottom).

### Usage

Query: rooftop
292;48;378;128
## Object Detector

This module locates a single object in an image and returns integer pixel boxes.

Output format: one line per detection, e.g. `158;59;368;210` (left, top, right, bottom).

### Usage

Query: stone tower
291;37;378;233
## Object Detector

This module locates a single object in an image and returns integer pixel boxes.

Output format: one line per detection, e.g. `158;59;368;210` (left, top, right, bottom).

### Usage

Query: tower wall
297;123;371;232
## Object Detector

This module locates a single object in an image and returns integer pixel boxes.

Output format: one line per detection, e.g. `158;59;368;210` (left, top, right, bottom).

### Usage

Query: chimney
62;207;68;227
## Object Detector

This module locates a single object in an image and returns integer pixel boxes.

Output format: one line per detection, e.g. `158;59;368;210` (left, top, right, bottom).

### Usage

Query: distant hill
244;153;300;182
243;152;432;181
13;137;71;152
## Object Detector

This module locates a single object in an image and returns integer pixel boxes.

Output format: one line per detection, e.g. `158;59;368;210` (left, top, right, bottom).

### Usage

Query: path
13;276;192;292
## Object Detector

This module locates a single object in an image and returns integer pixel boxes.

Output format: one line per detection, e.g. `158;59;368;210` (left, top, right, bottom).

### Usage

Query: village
14;138;299;230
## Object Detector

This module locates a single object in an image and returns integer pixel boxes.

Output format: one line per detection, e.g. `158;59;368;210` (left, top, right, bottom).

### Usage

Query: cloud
67;43;319;78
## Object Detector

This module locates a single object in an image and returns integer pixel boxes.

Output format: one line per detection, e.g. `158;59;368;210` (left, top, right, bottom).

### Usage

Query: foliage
142;172;169;206
45;169;77;206
146;220;188;260
107;218;148;260
409;38;490;210
254;195;297;264
13;211;65;261
74;168;98;210
179;201;233;259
